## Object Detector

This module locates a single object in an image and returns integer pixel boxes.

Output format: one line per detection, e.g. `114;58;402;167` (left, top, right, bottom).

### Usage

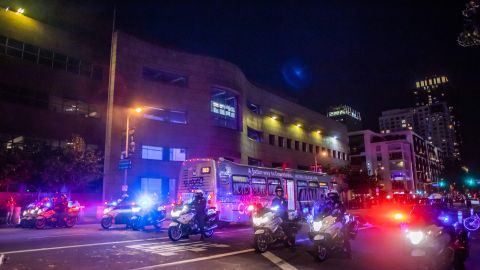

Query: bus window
309;181;320;200
297;180;308;208
232;175;250;195
251;177;267;196
268;178;281;195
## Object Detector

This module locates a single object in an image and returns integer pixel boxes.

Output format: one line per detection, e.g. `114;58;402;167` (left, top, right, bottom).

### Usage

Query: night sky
5;1;480;173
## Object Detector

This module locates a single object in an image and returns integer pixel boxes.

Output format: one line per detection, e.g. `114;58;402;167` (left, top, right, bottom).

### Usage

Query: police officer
192;190;207;240
271;186;288;219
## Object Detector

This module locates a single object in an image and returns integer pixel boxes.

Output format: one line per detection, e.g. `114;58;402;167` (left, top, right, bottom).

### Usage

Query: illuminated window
169;148;186;161
416;82;420;88
211;88;238;130
142;145;163;160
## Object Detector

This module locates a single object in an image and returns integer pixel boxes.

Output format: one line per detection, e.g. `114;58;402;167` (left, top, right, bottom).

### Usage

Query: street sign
118;159;132;170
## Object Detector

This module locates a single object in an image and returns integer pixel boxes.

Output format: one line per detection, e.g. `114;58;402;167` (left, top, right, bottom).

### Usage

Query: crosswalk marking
126;241;231;256
262;251;298;270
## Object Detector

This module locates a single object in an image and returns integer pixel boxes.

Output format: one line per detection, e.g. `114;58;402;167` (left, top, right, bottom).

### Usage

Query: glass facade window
0;35;102;80
211;88;238;130
247;127;263;142
287;139;292;149
248;157;263;166
144;108;187;124
142;67;188;87
142;145;163;160
268;134;275;145
278;136;285;147
247;102;262;115
169;148;186;161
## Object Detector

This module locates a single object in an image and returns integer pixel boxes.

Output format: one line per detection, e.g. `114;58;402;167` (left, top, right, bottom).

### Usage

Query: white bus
178;158;332;223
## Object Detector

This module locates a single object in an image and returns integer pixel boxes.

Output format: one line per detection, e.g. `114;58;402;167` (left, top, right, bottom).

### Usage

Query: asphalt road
0;221;479;270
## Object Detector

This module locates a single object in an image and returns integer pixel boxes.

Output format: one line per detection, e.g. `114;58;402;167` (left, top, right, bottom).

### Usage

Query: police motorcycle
20;199;52;228
130;195;167;230
35;200;80;229
252;205;299;253
168;202;218;241
101;195;136;229
404;203;470;270
308;206;352;262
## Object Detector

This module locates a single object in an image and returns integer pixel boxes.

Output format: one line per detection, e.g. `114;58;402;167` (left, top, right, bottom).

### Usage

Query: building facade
103;31;349;200
348;130;444;194
379;104;458;161
0;8;108;191
327;105;362;132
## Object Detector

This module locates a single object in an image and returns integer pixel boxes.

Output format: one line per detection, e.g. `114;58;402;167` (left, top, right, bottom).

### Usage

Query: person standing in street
192;190;207;240
6;196;15;225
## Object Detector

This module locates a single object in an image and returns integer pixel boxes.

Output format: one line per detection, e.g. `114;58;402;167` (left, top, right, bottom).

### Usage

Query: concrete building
103;31;349;200
0;8;108;191
379;103;459;161
348;130;444;194
327;105;362;132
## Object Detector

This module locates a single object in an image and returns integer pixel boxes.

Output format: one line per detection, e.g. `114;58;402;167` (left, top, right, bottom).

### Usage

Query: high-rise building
327;105;362;132
413;76;450;106
379;108;414;133
379;75;460;161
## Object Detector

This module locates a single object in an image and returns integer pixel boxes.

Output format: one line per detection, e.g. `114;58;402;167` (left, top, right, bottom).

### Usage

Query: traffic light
465;178;476;187
439;179;447;188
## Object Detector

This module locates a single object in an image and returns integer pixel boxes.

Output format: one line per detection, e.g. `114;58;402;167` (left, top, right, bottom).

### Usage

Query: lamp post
374;166;385;196
123;107;143;191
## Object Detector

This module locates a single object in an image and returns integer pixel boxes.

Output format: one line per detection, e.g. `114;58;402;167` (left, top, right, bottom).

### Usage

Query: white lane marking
127;241;230;256
1;237;169;255
131;248;255;269
262;251;298;270
28;234;88;240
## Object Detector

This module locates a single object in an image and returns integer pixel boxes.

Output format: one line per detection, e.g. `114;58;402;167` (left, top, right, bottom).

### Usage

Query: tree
0;136;103;192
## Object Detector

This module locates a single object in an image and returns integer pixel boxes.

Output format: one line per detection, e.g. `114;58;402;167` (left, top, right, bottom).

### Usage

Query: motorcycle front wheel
254;235;269;253
463;217;480;231
35;217;46;230
204;229;214;238
101;217;113;229
131;217;144;231
65;216;77;228
316;244;328;262
168;225;183;241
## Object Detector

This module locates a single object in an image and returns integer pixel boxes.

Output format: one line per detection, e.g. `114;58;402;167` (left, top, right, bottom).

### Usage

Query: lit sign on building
415;76;448;89
327;105;362;121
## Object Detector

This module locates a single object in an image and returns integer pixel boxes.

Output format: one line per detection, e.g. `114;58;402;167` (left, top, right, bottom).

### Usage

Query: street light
123;106;144;191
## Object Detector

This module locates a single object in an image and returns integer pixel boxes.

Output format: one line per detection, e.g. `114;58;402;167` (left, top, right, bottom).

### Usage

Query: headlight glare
313;221;323;231
407;231;424;245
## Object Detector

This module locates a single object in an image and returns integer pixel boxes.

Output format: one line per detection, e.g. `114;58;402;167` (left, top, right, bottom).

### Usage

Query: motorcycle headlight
313;221;323;232
157;206;166;211
253;216;269;226
22;210;27;216
171;210;181;217
132;207;142;213
103;208;111;214
406;231;424;245
37;209;43;214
